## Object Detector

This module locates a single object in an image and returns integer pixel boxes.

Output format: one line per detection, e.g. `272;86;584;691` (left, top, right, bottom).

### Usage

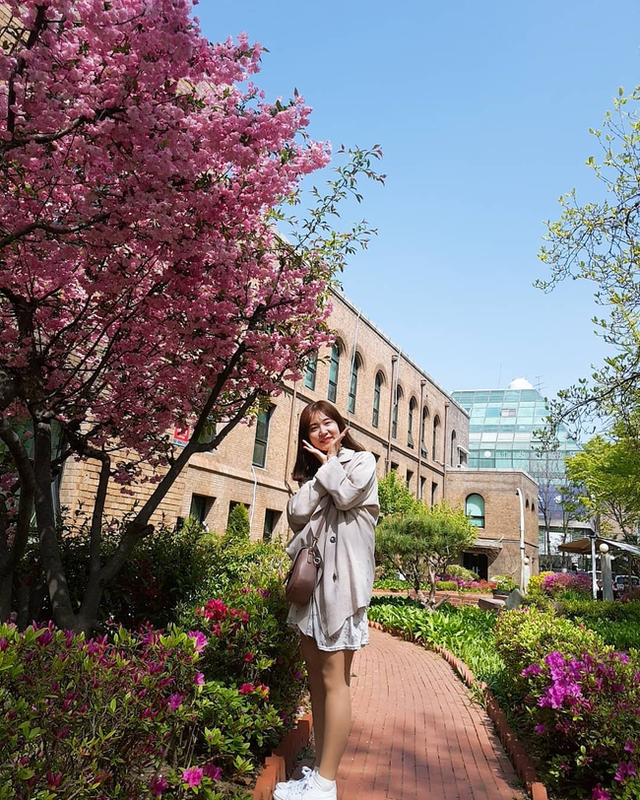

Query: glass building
451;378;581;487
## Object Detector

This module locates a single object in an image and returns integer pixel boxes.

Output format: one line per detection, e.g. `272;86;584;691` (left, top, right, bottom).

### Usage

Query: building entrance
463;552;488;580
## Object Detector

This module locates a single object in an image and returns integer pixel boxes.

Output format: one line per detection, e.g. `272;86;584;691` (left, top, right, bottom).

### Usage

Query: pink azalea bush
495;608;640;798
541;571;593;597
0;622;278;797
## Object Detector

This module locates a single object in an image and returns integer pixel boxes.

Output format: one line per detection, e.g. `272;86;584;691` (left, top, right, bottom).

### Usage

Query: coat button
330;535;336;543
333;573;337;581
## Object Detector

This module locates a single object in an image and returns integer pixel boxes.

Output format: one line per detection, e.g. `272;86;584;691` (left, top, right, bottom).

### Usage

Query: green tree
536;85;640;440
225;503;251;541
377;470;418;518
565;431;640;541
375;501;475;608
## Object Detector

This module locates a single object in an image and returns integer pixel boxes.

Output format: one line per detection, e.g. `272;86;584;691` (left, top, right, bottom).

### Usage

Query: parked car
613;575;640;598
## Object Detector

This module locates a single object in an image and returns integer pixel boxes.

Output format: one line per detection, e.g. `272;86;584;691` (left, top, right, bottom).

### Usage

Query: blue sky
196;0;640;400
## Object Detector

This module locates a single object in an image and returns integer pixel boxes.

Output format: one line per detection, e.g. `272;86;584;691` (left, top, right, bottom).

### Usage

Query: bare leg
301;634;326;764
317;648;355;782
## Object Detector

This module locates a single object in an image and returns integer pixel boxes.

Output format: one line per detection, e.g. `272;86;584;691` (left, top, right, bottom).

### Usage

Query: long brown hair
292;400;364;482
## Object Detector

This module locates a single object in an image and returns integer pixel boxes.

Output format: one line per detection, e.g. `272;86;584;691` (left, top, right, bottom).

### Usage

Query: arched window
304;352;317;390
347;354;361;414
421;406;429;456
408;397;417;448
327;343;341;403
450;430;457;466
466;494;485;528
432;415;440;461
391;386;403;440
372;371;384;428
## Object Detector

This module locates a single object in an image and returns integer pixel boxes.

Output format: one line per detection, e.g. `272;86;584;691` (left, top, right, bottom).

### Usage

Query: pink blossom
203;764;222;781
167;694;184;711
244;652;255;663
188;631;208;654
194;672;205;686
592;787;611;800
614;761;637;783
239;683;255;694
182;767;204;788
150;774;169;795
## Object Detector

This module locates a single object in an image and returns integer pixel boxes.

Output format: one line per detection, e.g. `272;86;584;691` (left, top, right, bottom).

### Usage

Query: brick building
59;288;540;582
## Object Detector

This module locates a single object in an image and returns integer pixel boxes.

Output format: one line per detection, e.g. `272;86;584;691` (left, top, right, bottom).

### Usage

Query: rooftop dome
507;377;534;390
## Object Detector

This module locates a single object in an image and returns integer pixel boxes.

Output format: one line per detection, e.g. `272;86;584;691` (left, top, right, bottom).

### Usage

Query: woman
274;400;379;800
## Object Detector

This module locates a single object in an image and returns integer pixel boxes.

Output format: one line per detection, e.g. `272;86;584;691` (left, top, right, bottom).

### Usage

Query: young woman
274;400;379;800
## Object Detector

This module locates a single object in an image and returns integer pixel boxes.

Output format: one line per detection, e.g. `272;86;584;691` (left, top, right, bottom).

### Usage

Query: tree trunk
33;417;76;630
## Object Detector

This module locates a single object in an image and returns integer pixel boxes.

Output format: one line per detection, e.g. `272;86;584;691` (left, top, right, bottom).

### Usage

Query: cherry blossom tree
0;0;383;632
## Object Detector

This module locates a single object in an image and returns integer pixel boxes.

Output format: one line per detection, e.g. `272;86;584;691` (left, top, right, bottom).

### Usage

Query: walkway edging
368;620;549;800
252;712;313;800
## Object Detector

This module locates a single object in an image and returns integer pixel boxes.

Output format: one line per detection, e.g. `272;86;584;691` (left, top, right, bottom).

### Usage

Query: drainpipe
284;381;299;494
416;379;426;500
386;354;399;475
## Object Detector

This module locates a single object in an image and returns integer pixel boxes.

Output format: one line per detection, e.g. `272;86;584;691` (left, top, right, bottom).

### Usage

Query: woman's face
307;411;341;453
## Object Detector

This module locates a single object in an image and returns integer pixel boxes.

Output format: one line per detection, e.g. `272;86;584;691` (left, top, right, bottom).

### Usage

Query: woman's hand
303;426;350;465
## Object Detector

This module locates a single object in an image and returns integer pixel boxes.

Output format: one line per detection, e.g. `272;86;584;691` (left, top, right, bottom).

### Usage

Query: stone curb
367;620;549;800
252;712;313;800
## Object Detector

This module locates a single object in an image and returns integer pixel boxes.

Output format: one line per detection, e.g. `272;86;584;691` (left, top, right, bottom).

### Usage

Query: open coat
286;448;379;638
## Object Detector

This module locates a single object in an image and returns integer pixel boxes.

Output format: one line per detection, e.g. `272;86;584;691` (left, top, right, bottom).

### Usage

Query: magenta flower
188;631;208;654
239;683;255;694
150;774;168;795
614;761;637;783
592;786;611;800
203;764;222;781
244;652;255;663
194;672;205;686
182;767;204;788
168;693;183;711
521;663;542;678
624;741;636;755
46;773;63;789
533;724;546;735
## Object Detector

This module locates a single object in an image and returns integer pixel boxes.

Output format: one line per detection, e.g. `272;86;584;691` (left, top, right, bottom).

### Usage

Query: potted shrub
491;574;517;598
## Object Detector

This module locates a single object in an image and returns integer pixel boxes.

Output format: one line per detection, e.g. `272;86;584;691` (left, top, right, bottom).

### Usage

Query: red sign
173;425;191;446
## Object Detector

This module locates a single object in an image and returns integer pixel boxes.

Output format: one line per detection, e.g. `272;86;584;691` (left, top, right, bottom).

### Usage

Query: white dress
288;600;370;652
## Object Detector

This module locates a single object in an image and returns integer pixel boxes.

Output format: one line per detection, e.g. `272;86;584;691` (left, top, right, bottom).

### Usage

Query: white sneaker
292;771;337;799
273;766;316;799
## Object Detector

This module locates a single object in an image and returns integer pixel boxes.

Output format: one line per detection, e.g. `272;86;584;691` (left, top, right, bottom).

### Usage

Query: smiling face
307;411;341;453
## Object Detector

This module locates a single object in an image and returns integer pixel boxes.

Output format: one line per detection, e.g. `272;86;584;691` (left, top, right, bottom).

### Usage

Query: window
450;430;457;466
327;343;341;403
431;481;438;507
432;415;440;461
391;386;403;439
408;398;417;448
263;509;281;541
391;461;399;473
372;371;383;428
347;354;361;414
421;406;429;456
419;476;426;500
304;353;317;390
406;469;413;490
500;408;516;418
252;406;273;468
189;494;214;525
466;494;485;528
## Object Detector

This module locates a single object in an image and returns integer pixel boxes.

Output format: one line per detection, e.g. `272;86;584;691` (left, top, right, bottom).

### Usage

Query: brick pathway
295;627;525;800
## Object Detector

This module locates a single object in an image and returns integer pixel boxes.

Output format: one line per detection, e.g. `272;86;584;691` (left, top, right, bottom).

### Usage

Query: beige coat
286;448;379;637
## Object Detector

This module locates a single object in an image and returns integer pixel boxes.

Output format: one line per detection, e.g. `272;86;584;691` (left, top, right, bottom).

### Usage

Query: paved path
297;627;525;800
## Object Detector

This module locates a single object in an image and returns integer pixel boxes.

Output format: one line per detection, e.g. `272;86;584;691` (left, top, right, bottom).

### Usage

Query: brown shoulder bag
284;533;321;605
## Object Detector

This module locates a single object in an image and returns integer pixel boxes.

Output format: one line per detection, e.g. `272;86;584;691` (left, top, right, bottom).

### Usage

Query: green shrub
177;536;306;729
495;608;640;798
444;564;480;582
21;516;217;630
226;504;250;540
0;622;256;798
491;574;517;592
